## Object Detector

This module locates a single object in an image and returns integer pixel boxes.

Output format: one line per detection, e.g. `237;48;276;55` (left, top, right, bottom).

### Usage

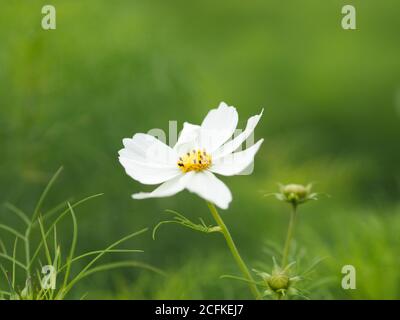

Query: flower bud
254;262;304;299
282;184;308;203
267;269;290;291
270;183;318;206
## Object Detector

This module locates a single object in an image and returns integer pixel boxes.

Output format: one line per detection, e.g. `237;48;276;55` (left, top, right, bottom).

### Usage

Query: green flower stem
281;204;297;267
206;202;261;300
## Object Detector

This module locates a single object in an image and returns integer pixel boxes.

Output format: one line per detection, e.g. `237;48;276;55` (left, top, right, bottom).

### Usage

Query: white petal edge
199;102;238;153
173;122;201;155
210;139;264;176
132;173;192;199
185;171;232;209
119;156;181;185
213;109;263;160
121;133;177;166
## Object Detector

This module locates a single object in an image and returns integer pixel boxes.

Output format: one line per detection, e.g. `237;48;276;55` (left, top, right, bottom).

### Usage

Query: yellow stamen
177;149;212;173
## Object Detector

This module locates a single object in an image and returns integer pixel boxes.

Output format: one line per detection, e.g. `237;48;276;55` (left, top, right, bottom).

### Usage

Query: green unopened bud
282;184;308;203
269;183;319;206
254;261;304;299
267;269;290;291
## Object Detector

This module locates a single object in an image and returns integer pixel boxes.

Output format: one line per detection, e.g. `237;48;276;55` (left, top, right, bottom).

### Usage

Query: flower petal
119;133;181;185
199;102;238;153
119;157;181;185
213;109;263;159
132;173;192;199
210;139;264;176
173;122;201;155
185;171;232;209
121;133;177;166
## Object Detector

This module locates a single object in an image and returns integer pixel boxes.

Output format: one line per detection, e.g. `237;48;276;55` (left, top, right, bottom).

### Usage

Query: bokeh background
1;0;399;299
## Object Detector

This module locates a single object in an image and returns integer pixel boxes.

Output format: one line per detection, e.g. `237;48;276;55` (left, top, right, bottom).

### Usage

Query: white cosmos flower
118;102;264;209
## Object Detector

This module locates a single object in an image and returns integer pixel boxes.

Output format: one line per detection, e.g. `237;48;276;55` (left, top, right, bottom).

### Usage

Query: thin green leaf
79;260;166;280
62;203;78;289
80;292;89;300
12;238;18;288
301;256;327;277
152;220;183;240
61;228;148;297
37;216;52;266
0;224;25;241
153;209;220;239
53;225;57;259
31;167;63;223
220;274;264;286
39;199;72;223
29;193;104;268
58;249;144;273
0;290;12;297
0;238;7;255
0;253;27;270
35;269;45;300
4;203;30;226
0;264;17;297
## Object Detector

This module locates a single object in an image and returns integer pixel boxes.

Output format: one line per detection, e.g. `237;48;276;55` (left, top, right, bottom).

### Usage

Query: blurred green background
0;0;399;299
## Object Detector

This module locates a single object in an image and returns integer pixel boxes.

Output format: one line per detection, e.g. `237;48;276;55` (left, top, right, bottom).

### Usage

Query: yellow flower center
177;149;212;173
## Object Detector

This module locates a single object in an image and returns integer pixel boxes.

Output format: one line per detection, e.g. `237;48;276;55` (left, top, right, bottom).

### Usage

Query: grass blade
58;249;144;272
0;253;27;270
79;260;166;280
4;203;30;226
220;274;263;286
62;203;78;289
61;228;148;297
37;216;52;266
0;224;25;240
12;238;18;287
0;238;7;255
29;193;104;268
0;290;12;297
0;264;17;298
39;199;71;223
31;167;63;223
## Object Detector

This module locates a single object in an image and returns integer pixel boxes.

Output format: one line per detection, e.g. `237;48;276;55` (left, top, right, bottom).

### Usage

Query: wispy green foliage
153;209;221;240
0;168;159;300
